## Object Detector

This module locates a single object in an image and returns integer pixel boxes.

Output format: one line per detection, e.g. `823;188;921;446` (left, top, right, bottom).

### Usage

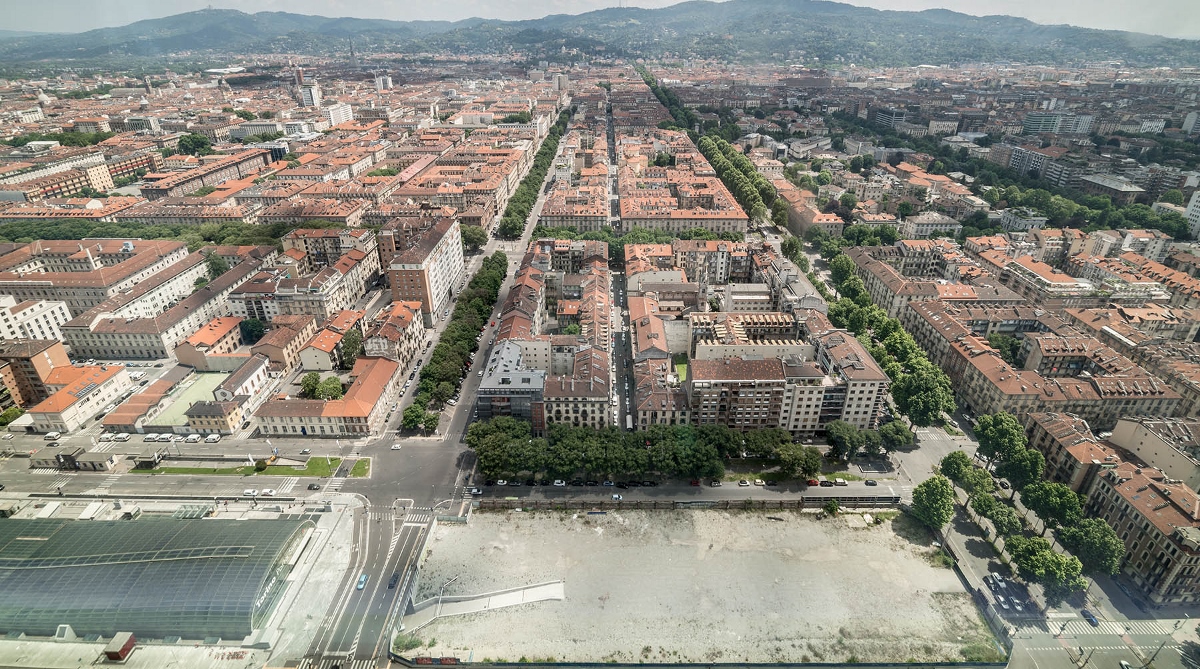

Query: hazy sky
6;0;1199;39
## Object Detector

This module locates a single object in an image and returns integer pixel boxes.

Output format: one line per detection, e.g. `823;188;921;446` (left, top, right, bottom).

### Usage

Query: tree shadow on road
951;511;1000;561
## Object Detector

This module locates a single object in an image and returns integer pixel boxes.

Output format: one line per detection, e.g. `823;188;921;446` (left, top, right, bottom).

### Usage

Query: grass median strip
130;457;342;477
349;458;370;478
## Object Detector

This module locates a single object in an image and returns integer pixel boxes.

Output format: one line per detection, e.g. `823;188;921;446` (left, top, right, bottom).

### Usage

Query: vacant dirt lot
410;510;1000;663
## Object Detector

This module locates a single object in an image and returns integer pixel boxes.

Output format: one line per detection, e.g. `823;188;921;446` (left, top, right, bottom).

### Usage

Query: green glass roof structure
0;517;312;639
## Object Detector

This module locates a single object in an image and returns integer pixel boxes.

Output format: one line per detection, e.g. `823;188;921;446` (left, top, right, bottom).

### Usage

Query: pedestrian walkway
1015;619;1174;636
325;477;346;493
401;581;565;633
95;473;121;491
404;506;433;526
277;476;299;493
47;473;76;490
90;443;115;452
29;467;61;475
298;657;377;669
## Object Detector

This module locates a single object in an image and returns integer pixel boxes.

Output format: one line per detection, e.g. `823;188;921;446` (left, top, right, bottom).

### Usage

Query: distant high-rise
1186;191;1200;240
553;74;569;91
375;74;393;91
873;107;906;129
348;38;359;69
299;81;322;108
1184;111;1199;135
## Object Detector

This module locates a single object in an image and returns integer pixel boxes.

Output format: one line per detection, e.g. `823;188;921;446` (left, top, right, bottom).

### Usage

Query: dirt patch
408;510;998;663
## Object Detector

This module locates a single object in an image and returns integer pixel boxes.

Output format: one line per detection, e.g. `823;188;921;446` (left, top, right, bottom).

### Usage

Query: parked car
496;479;508;486
611;494;622;501
261;489;276;496
709;480;722;487
243;489;258;497
553;480;566;487
738;480;751;487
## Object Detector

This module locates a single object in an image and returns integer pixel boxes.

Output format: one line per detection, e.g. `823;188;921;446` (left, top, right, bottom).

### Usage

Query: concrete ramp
401;580;564;632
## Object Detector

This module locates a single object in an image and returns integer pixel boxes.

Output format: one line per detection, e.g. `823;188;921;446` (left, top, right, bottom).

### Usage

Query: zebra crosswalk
366;509;393;521
29;467;62;475
96;473;121;491
324;477;346;493
298;657;379;669
89;443;116;452
47;473;76;491
1017;619;1174;636
404;506;434;525
277;477;299;493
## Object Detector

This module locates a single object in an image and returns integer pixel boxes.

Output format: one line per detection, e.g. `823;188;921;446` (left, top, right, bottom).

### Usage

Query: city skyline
5;0;1199;40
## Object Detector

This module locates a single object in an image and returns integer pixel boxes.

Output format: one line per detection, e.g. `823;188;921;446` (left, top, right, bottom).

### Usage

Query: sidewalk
400;580;565;632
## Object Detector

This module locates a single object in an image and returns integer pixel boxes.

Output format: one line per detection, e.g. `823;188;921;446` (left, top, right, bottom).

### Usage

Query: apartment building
1026;412;1118;493
474;341;547;432
27;364;132;433
281;228;378;269
0;297;70;342
362;301;427;366
229;249;377;323
250;315;318;373
140;150;269;200
1109;417;1200;492
0;239;190;317
255;356;401;436
632;358;690;429
388;217;464;325
1084;464;1200;606
61;256;266;360
185;401;245;435
0;339;70;408
174;317;245;372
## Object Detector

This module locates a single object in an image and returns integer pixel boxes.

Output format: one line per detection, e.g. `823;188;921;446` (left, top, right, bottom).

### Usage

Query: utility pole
1142;639;1169;669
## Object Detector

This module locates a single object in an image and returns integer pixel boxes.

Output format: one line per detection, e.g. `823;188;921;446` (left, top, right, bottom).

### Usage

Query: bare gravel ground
409;510;1001;663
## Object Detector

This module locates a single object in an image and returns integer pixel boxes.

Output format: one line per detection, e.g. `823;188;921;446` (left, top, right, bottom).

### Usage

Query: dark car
585;480;599;486
569;479;585;486
508;480;523;486
865;479;879;486
524;479;536;486
616;482;628;489
625;481;641;487
539;479;550;486
1081;609;1100;626
998;480;1011;489
307;483;321;490
388;572;400;589
484;480;496;486
819;480;835;487
46;442;59;448
689;479;701;486
765;480;778;487
641;480;657;487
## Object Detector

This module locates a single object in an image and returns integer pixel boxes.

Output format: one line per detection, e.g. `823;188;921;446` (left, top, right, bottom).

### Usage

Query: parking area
408;510;1001;663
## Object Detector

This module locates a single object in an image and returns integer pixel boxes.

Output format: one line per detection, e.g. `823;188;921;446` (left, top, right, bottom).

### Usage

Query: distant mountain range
0;0;1196;67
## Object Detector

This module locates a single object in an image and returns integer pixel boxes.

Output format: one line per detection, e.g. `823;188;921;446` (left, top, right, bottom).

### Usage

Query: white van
113;433;131;442
143;433;159;442
204;434;222;443
185;434;202;443
155;434;173;442
97;433;113;442
44;432;61;440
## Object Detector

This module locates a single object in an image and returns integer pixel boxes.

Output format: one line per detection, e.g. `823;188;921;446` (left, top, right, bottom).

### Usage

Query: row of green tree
820;247;956;427
0;218;344;253
409;251;510;425
825;419;915;460
3;131;114;148
468;418;836;480
697;135;772;221
635;65;699;141
935;412;1124;600
496;110;572;238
